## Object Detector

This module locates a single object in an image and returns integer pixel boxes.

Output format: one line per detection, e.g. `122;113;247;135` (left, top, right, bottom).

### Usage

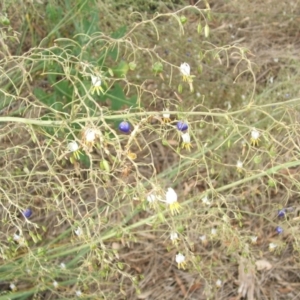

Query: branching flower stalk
1;2;298;299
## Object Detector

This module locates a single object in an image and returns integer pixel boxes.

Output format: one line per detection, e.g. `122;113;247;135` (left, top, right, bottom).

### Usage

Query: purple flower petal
277;209;286;218
23;208;32;218
177;121;188;131
119;121;130;133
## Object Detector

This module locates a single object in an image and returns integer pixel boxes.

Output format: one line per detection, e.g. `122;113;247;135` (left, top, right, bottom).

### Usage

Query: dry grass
1;0;300;299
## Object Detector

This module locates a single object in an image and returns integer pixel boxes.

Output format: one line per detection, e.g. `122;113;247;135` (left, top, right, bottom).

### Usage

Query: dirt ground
110;2;300;299
1;1;300;299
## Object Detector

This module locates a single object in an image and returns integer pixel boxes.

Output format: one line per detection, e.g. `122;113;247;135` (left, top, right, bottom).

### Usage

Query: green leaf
111;61;129;78
36;67;73;112
111;25;127;39
106;84;137;111
107;45;119;61
0;92;14;111
46;3;63;23
34;87;54;107
79;152;91;168
54;80;73;104
39;116;56;136
82;11;99;35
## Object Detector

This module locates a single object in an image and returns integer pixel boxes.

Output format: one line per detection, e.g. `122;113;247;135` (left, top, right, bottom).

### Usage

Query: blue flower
23;208;32;218
177;121;188;131
277;209;286;218
275;226;283;234
119;121;130;133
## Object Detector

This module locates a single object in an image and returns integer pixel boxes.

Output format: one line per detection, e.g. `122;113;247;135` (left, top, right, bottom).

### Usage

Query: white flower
67;141;81;162
91;75;101;87
211;228;217;236
216;279;222;288
236;160;243;172
251;128;260;146
175;253;185;263
84;129;96;142
68;141;79;152
10;283;16;291
166;188;177;205
170;232;179;241
251;129;260;140
250;236;258;244
13;233;21;241
91;75;103;95
181;132;191;144
165;188;181;215
237;160;243;169
180;62;194;90
75;227;83;237
147;193;157;203
269;243;277;252
13;233;25;246
53;281;58;288
224;101;232;110
200;234;208;246
180;62;193;86
200;235;207;242
147;193;160;209
162;109;171;122
202;196;211;205
76;290;82;297
60;262;66;269
180;63;190;77
181;132;192;151
175;253;186;269
163;109;170;119
82;128;98;151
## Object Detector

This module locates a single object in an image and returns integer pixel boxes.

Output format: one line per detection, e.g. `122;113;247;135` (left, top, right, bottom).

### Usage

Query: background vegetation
1;0;300;299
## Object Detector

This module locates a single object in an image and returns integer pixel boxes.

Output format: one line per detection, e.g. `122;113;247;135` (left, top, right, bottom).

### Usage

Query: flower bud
119;121;131;133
